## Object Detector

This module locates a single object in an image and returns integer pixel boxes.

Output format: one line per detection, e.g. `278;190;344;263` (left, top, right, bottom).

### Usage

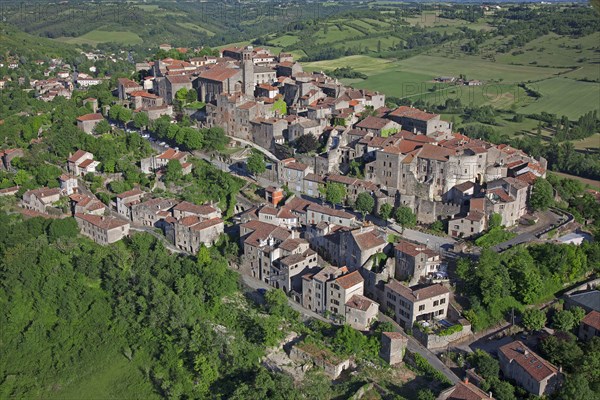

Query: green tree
489;213;503;229
175;88;189;104
417;389;436;400
186;89;198;104
246;151;266;176
395;206;416;232
93;119;111;135
183;128;203;150
202;127;229;152
530;178;554;211
294;134;319;153
521;308;546;331
271;98;287;115
117;107;132;126
47;218;79;241
325;182;346;207
539;332;584;370
553;309;576;331
355;192;375;219
133;112;149;131
558;374;597;400
13;170;29;186
164;159;183;183
379;203;393;221
264;289;289;318
468;349;499;380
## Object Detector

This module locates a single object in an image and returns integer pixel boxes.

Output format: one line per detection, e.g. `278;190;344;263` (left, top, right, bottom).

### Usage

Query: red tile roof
416;144;454;162
389;106;438;121
78;159;96;169
166;75;192;84
118;78;141;88
76;113;103;122
387;280;449;302
345;294;376;311
199;66;240;82
68;149;89;163
581;310;600;331
173;201;217;216
130;90;159;99
117;188;145;199
75;213;129;230
335;270;364;289
443;382;492;400
356;116;393;131
498;341;558;383
354;229;386;250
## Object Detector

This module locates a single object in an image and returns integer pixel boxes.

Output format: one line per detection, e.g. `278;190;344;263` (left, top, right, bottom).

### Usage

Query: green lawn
56;30;143;46
518;77;600;119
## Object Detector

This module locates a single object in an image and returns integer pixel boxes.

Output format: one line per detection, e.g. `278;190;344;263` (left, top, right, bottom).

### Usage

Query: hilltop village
1;42;598;400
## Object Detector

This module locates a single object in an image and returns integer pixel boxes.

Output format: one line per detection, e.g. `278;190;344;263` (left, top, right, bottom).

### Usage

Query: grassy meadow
56;30;143;46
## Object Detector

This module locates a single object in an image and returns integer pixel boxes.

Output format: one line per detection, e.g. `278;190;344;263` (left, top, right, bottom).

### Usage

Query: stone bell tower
242;46;255;96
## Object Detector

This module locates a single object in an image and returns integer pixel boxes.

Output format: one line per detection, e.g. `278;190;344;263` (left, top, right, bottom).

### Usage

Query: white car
159;142;166;146
174;147;179;151
142;134;150;139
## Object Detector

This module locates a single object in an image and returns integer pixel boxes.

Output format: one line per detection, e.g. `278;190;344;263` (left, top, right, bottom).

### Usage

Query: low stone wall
413;320;472;350
289;343;351;379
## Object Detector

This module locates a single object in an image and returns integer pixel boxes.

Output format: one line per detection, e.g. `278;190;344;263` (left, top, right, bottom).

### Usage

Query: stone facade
75;213;130;245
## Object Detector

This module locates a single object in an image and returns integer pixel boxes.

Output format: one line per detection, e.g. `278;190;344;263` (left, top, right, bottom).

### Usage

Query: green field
176;22;214;36
519;77;600;119
56;30;143;46
302;54;569;109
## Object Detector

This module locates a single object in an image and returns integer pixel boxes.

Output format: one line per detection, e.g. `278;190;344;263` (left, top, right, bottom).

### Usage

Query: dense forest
0;211;301;398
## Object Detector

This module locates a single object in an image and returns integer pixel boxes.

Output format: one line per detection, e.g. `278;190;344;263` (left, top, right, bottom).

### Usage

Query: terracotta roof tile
335;270;363;289
581;310;600;331
498;341;558;383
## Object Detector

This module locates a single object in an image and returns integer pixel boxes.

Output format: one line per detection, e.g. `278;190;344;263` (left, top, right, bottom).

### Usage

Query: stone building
498;341;561;397
131;198;179;227
76;113;104;134
379;332;408;365
172;216;224;253
67;150;99;176
578;311;600;341
22;187;61;213
345;294;379;330
75;213;130;245
116;188;146;220
394;240;442;286
58;174;78;196
383;281;450;329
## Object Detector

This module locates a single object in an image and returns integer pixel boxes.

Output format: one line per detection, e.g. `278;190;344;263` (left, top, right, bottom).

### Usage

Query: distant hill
0;23;78;62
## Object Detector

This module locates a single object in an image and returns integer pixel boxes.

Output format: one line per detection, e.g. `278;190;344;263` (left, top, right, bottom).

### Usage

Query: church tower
242;46;255;97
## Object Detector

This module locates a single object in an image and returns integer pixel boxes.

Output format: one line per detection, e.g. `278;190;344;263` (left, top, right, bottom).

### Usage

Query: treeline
325;66;367;80
493;5;599;53
457;242;599;331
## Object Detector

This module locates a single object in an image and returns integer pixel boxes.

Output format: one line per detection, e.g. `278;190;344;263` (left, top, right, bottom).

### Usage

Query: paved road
378;313;460;384
491;209;565;252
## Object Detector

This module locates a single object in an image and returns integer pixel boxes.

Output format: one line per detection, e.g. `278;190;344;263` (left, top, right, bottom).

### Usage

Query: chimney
464;377;469;385
489;392;493;398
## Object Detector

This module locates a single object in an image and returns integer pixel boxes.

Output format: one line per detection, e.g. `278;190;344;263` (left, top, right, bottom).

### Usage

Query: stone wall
412;320;472;350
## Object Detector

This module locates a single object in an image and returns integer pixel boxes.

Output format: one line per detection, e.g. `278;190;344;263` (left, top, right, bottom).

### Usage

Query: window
433;300;439;307
440;298;445;304
419;305;425;311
